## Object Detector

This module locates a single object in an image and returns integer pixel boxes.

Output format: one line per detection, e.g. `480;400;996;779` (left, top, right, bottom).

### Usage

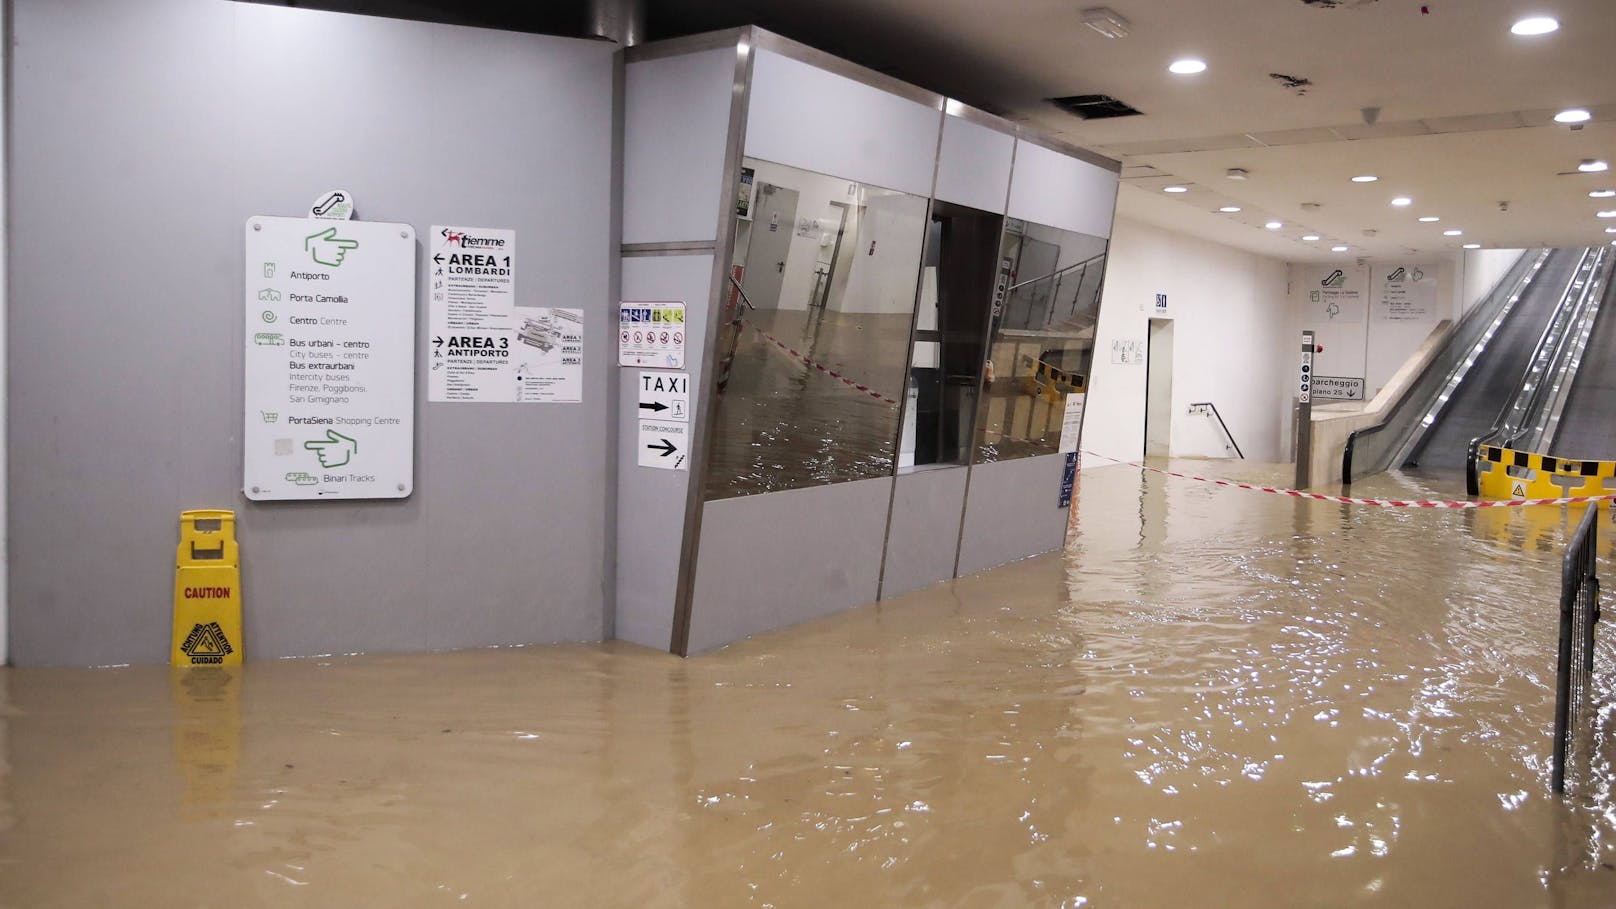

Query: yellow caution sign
172;510;242;667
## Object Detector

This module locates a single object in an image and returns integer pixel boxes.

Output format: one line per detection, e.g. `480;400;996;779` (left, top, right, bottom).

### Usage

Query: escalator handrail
1464;248;1600;492
1340;249;1545;483
1503;249;1611;454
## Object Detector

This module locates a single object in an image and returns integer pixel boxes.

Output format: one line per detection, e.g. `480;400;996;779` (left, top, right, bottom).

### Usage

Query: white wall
1462;248;1528;312
1085;218;1291;464
1288;259;1458;400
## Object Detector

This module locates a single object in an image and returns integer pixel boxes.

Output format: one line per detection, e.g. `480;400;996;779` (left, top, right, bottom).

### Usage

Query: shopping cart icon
261;411;279;423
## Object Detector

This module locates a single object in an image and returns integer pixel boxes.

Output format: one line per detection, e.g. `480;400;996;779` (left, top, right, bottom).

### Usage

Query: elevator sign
619;301;686;368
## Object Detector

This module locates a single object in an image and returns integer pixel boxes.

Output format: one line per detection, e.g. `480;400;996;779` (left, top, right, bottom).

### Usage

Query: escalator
1403;249;1583;469
1549;278;1616;462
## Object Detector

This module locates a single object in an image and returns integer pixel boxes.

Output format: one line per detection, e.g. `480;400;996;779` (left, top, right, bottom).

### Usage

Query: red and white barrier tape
1080;450;1616;509
748;323;901;406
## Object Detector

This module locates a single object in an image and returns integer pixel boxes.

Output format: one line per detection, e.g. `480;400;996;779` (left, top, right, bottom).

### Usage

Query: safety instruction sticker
428;226;583;403
619;301;686;369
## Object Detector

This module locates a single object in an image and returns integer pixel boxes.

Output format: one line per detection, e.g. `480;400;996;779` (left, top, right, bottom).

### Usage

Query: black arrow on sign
433;336;444;347
647;438;677;457
433;253;444;265
639;401;669;413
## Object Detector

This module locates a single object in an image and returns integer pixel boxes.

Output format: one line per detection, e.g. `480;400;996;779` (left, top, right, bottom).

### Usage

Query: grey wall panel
956;454;1070;577
880;467;968;599
687;475;891;653
615;253;716;649
623;49;735;245
8;0;616;665
745;50;940;197
935;116;1015;215
1007;140;1119;239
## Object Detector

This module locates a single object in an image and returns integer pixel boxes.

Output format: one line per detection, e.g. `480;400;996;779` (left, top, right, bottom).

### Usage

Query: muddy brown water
1;462;1612;907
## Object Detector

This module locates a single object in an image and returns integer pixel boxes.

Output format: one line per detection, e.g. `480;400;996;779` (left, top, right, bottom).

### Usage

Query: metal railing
1188;402;1244;459
1552;504;1602;795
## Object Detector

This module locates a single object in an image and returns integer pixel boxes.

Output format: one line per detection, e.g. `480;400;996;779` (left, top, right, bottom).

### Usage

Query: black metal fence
1552;505;1603;795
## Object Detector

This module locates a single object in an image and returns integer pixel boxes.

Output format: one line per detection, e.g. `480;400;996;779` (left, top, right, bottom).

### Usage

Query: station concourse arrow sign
637;419;688;470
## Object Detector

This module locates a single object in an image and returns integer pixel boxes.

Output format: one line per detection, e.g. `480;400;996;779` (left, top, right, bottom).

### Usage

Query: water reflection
708;159;928;500
1;464;1612;906
976;221;1108;463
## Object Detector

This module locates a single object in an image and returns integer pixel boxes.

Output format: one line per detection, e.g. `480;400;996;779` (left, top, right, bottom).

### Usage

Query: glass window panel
898;201;1001;471
706;158;928;500
973;219;1109;463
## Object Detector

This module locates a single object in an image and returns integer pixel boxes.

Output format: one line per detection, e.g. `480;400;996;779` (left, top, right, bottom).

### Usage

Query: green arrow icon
305;226;360;267
304;430;357;468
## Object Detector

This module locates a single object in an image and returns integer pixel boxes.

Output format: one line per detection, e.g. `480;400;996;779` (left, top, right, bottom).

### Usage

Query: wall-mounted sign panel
1312;375;1365;400
639;371;690;421
619;301;686;368
243;216;417;500
1374;264;1437;322
426;226;580;403
638;419;688;470
1057;392;1087;454
1303;265;1366;324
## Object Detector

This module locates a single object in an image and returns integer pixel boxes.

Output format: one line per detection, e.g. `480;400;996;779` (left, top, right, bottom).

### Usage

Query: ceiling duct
1297;0;1379;7
1049;94;1143;120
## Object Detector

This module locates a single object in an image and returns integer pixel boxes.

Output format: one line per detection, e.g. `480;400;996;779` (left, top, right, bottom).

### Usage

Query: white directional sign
638;371;689;422
638;420;688;470
243;216;416;500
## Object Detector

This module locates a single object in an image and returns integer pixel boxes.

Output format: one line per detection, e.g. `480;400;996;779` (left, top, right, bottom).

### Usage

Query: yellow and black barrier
1477;445;1616;500
172;510;242;667
1018;355;1086;403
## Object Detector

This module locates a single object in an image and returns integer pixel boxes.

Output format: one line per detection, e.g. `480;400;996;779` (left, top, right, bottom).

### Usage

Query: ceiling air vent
1049;94;1143;120
1297;0;1379;7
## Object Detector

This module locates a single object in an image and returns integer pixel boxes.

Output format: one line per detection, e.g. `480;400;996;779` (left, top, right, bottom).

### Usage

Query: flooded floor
2;462;1614;906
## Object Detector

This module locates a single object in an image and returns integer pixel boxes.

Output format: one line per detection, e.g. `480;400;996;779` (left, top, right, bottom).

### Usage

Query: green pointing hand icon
305;226;360;267
304;430;357;468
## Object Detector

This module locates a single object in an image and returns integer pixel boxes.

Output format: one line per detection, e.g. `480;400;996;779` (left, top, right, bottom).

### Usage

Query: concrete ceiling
650;0;1616;262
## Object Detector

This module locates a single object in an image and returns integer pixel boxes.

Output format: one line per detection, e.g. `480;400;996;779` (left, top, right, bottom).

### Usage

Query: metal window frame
637;26;1120;654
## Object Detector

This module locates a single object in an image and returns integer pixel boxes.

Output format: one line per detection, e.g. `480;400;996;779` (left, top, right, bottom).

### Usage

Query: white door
1144;318;1174;458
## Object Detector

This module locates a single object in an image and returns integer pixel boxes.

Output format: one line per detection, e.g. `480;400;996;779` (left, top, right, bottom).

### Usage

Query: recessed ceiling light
1591;190;1616;198
1418;216;1441;222
1580;160;1610;173
1219;206;1241;213
1599;210;1616;218
1169;58;1207;75
1302;234;1321;241
1351;175;1379;183
1555;108;1592;124
1444;229;1463;236
1606;227;1616;233
1163;185;1189;193
1511;16;1559;36
1265;221;1283;230
1391;196;1413;206
1331;245;1349;252
1463;243;1482;249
